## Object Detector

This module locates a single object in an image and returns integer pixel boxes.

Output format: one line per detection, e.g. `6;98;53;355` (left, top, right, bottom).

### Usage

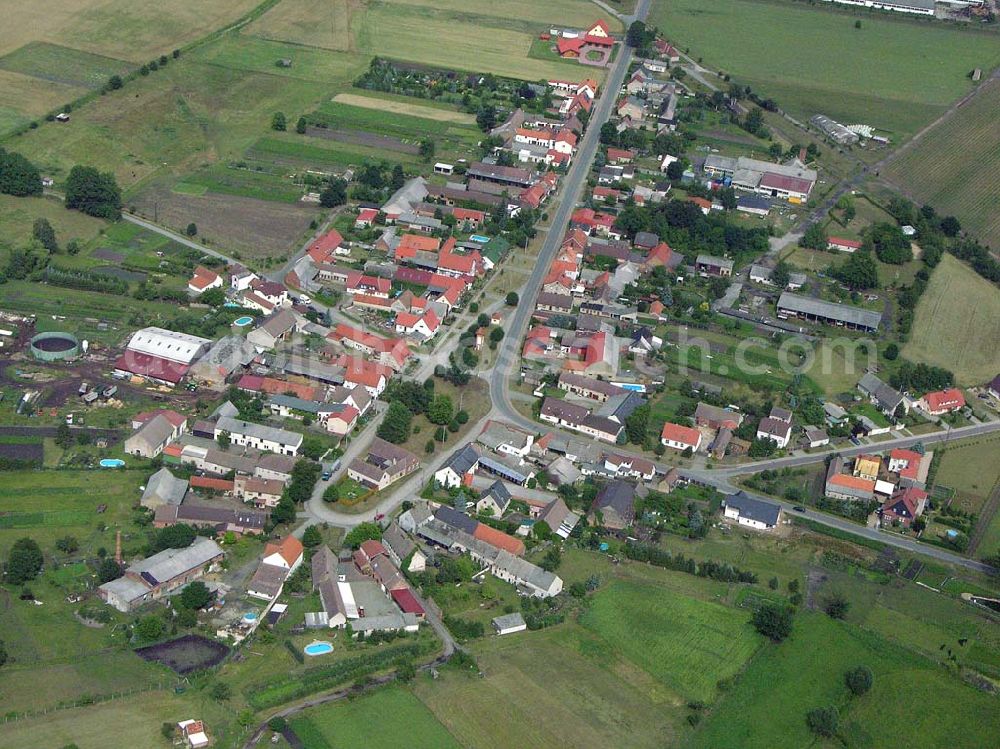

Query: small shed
492;612;527;635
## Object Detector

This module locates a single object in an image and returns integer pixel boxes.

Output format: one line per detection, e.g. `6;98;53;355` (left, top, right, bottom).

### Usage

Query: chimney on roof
115;529;122;565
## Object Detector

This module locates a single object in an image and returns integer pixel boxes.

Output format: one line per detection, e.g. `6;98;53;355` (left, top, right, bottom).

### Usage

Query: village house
592;480;636;530
214;416;302;456
660;422;702;452
919;388;966;416
756;406;793;449
723;491;782;530
825;457;875;501
858;373;907;417
695;254;734;277
880;486;928;527
98;538;224;612
539;397;623;443
347;438;420;490
188;266;222;296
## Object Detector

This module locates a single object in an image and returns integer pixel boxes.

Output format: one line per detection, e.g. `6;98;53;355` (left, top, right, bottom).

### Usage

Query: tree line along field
901;254;1000;385
884;78;1000;250
649;0;1000;139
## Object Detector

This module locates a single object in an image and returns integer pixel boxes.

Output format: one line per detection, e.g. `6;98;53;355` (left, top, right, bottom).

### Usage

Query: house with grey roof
434;443;483;488
592;480;636;530
125;414;176;458
475;480;512;517
858;372;907;416
98;538;224;612
723;491;782;530
215;416;303;456
190;335;257;388
141;467;188;509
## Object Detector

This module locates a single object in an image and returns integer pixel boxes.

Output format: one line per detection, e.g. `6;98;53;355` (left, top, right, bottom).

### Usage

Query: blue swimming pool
99;458;125;468
469;234;490;243
233;316;254;327
304;641;333;656
242;612;258;624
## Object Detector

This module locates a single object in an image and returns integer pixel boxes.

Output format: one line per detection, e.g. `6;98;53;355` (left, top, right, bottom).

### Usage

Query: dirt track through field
305;125;419;153
332;93;476;123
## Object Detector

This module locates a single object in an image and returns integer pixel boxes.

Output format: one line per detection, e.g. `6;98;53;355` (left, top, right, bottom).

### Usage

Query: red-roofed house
888;448;924;483
263;536;304;573
661;422;702;452
642;241;673;271
920;388;965;415
395;309;440;340
881;487;928;527
606;148;634;164
395;233;440;263
571;208;618;237
828;237;862;253
473;524;527;556
345;271;391;298
329;324;411;371
688;196;712;215
323;405;360;437
188;266;222;295
355;208;379;229
307;229;345;264
655;39;680;62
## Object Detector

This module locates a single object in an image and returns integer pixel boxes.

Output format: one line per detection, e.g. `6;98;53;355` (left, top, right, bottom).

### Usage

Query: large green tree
6;538;43;585
377;401;413;444
0;148;43;196
65;165;122;219
752;602;793;642
179;581;212;610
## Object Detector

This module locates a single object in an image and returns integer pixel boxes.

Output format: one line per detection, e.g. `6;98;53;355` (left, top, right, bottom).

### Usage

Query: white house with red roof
395;309;440;340
661;422;702;452
329;325;411;372
262;535;304;573
187;266;222;296
307;229;345;265
828;237;862;253
355;207;379;229
345;271;391;299
880;486;928;528
571;208;618;237
919;388;966;416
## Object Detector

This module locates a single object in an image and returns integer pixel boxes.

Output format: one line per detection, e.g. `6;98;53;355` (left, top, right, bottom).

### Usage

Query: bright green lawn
292;687;461;749
686;612;1000;749
580;580;763;702
650;0;1000;137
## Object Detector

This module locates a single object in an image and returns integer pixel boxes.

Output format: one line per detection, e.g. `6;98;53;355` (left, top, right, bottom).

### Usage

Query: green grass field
933;437;1000;515
0;193;107;253
885;79;1000;249
902;254;1000;384
0;41;132;90
580;580;762;702
650;0;1000;138
356;2;599;82
292;687;462;749
414;624;681;749
685;612;1000;749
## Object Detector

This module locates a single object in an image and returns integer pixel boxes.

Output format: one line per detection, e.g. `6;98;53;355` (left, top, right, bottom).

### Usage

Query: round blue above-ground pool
99;458;125;468
233;316;254;327
304;641;333;656
242;612;258;624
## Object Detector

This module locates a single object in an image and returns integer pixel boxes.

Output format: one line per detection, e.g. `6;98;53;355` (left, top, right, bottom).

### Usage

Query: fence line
1;680;171;724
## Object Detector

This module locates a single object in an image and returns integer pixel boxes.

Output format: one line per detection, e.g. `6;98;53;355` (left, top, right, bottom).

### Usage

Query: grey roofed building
479;480;512;513
475;452;534;486
858;372;905;415
634;231;659;250
595;391;645;423
247;562;289;600
442;443;482;477
537;497;580;539
492;612;527;633
381;522;415;566
723;491;782;527
592;480;636;530
141;467;188;509
280;355;345;386
215;415;303;453
213;400;240;419
124;414;176;458
350;611;419;635
189;335;257;386
695;254;735;273
545;456;582;486
397;211;443;232
398;501;433;533
777;292;881;332
435;505;480;536
247;309;299;351
130;538;223;587
268;394;334;416
381;176;428;217
737;194;772;213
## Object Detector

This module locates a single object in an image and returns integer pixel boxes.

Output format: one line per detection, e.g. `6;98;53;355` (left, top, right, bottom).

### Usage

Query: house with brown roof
347;438;419;490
